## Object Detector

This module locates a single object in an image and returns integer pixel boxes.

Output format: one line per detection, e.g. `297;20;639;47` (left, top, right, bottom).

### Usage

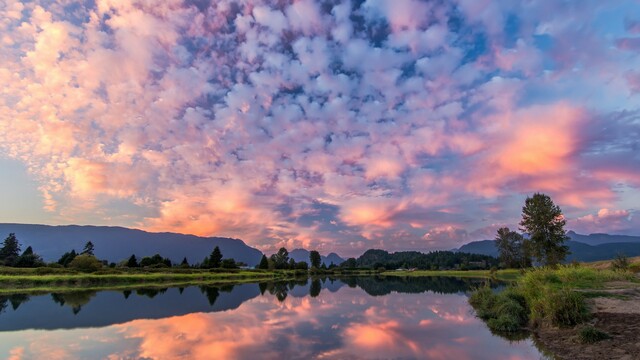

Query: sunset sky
1;0;639;255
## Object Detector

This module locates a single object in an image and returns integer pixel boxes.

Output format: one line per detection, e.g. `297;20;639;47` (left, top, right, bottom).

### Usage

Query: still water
0;277;547;360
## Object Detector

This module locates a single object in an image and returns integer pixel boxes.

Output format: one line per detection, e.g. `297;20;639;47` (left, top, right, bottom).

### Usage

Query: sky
0;0;639;256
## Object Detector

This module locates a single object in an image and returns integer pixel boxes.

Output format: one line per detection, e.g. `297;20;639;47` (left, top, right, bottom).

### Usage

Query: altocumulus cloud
1;0;640;255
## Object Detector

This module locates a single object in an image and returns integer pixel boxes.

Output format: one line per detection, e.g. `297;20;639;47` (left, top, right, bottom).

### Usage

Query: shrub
546;288;589;327
469;285;528;332
611;253;630;272
578;326;611;343
68;254;103;272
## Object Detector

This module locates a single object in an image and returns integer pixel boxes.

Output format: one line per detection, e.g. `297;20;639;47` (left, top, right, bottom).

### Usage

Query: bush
68;254;103;272
611;253;630;272
546;288;589;327
579;326;611;343
469;286;528;332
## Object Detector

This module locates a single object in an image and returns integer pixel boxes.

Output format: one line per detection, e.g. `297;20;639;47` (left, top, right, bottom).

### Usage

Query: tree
296;261;309;270
221;258;237;269
519;193;570;266
58;250;77;267
15;246;45;268
272;247;289;269
309;250;321;269
126;254;139;268
209;246;222;268
258;255;269;269
495;228;531;268
180;257;189;268
0;233;21;266
68;254;103;272
82;241;95;256
309;279;321;297
342;257;357;269
288;258;296;269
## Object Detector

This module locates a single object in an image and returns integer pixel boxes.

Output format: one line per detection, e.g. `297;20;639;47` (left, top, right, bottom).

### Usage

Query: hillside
0;223;263;266
457;239;640;263
566;231;640;246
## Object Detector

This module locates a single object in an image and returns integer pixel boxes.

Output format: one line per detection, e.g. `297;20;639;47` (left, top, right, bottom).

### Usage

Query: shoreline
0;267;511;294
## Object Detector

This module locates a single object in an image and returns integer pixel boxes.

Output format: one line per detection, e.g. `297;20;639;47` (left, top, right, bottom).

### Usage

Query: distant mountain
0;223;263;266
289;249;345;265
456;238;640;263
567;231;640;246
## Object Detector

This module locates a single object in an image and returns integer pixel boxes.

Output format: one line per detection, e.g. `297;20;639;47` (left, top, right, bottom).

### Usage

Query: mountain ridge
0;223;263;266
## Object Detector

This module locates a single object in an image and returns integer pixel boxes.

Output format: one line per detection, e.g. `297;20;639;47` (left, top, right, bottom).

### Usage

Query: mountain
456;238;640;263
567;231;640;246
0;223;263;266
289;249;345;265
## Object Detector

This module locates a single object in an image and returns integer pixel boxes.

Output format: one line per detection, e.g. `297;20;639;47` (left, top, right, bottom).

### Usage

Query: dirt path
535;282;640;360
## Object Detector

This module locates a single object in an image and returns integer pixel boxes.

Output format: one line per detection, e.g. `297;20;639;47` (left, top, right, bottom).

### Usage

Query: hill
289;249;344;266
0;223;263;266
566;231;640;246
456;238;640;263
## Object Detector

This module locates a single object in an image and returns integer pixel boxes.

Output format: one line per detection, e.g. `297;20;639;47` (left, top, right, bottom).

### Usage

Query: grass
578;326;612;343
0;267;300;294
381;269;522;281
469;265;637;332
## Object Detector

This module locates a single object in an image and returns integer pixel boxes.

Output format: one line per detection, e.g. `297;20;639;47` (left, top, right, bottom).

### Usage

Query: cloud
1;0;639;255
571;208;637;235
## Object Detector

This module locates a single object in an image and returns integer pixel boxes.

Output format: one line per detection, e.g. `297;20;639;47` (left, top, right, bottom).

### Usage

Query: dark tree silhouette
309;250;322;269
209;246;223;268
0;233;21;266
309;279;322;297
82;241;95;256
258;254;269;269
126;254;139;267
58;250;77;267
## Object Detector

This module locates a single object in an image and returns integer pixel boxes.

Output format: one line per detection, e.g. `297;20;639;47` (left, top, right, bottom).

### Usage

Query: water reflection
0;277;544;360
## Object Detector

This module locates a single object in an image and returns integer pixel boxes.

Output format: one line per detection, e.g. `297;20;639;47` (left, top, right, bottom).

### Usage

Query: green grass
578;326;612;343
381;269;522;281
0;267;300;294
469;265;637;331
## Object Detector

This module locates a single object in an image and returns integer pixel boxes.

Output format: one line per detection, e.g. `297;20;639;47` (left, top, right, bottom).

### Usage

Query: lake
0;276;548;359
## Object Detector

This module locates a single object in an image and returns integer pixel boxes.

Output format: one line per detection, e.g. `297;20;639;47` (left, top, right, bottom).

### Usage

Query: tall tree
58;250;77;267
82;241;95;256
209;246;223;268
519;193;570;266
258;254;269;269
309;250;321;269
495;228;531;268
0;233;21;266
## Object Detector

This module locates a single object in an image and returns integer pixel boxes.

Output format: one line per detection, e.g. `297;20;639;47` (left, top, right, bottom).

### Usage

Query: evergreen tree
58;250;77;267
519;193;570;266
209;246;222;268
82;241;95;256
181;257;189;267
126;254;139;267
15;246;44;268
0;233;21;266
288;258;296;269
258;254;269;269
309;250;321;269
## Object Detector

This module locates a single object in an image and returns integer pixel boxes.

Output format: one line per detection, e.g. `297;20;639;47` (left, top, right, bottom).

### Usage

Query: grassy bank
469;266;638;333
382;269;522;281
0;267;300;294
